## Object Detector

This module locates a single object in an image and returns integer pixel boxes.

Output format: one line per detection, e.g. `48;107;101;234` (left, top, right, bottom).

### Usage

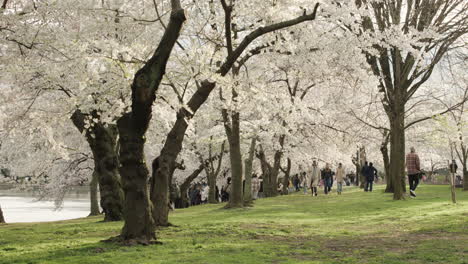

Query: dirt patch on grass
243;228;468;263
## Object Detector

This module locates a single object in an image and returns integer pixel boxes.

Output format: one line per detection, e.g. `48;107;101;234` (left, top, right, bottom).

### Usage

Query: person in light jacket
336;163;345;195
309;160;320;196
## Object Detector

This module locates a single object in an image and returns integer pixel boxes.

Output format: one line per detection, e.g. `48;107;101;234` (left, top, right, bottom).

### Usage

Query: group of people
176;147;429;209
278;161;351;196
360;162;378;192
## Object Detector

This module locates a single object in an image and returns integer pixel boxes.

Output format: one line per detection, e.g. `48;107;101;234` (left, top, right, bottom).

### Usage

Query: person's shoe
410;190;416;197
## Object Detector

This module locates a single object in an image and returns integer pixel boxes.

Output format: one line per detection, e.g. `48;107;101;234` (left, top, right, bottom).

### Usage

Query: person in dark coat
364;162;378;192
321;163;335;194
361;161;370;192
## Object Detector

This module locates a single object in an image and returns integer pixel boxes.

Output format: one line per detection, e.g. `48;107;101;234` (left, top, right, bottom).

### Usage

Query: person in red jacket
406;147;421;197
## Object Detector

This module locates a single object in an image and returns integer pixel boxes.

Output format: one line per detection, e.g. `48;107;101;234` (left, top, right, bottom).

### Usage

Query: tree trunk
381;136;393;193
257;149;272;196
116;2;186;243
207;171;218;204
462;151;468;191
71;111;124;221
243;136;257;204
92;124;124;221
179;164;204;208
389;103;406;200
0;205;5;223
89;170;100;216
117;114;155;243
269;149;282;197
204;141;225;204
151;158;170;227
226;111;243;208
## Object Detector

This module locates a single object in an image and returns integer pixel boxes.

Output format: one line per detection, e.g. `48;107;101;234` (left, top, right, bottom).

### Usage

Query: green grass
0;185;467;264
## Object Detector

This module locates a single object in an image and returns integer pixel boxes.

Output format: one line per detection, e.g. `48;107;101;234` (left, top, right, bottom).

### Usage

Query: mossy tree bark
115;0;186;244
71;110;124;221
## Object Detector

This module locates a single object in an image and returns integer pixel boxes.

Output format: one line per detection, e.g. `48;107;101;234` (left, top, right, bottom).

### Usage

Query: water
0;186;91;223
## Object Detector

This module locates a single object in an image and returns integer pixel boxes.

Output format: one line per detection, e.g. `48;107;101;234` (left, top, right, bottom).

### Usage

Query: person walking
365;162;377;192
300;171;309;194
321;163;334;195
361;161;370;192
309;160;320;196
336;163;345;195
406;147;421;197
251;174;260;200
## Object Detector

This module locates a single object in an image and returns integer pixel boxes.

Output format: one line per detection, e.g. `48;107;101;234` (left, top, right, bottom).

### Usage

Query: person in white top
309;160;320;196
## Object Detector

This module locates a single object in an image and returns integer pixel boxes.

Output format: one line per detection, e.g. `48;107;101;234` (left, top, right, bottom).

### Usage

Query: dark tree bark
150;158;184;227
150;3;320;221
0;205;5;223
89;171;100;216
71;110;124;221
222;86;244;208
179;164;205;208
115;0;186;244
224;111;243;208
381;133;393;193
389;95;406;199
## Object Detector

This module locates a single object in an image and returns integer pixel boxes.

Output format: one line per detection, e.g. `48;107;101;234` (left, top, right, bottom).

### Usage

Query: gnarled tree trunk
116;1;186;243
118;114;155;242
179;164;204;208
71;111;124;221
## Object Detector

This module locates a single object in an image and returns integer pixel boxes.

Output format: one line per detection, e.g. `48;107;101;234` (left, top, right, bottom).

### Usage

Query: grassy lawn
0;185;467;264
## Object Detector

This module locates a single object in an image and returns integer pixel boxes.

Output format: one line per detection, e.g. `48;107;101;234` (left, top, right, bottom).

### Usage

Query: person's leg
369;181;373;192
365;181;368;191
408;175;415;191
413;175;420;191
324;181;328;194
